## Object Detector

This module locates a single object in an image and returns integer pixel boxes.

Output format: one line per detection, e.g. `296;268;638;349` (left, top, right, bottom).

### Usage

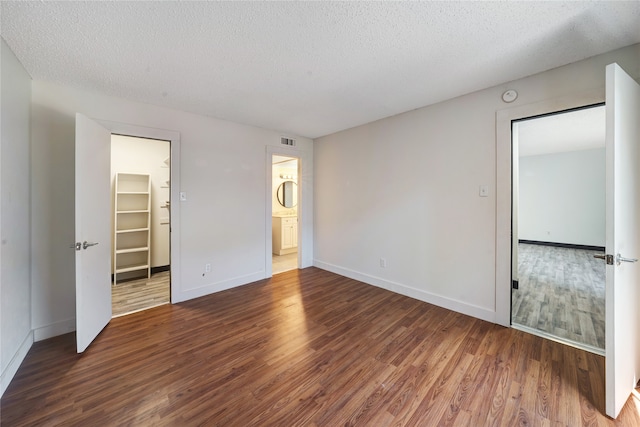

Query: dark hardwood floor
3;268;640;426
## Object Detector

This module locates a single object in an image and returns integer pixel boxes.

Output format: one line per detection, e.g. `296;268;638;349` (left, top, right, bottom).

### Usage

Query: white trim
0;331;33;397
97;120;182;304
174;270;265;302
511;323;605;356
33;318;76;341
495;88;605;326
314;260;496;323
265;146;313;279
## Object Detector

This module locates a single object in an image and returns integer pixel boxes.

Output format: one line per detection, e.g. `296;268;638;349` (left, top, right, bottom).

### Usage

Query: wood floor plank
513;243;606;349
3;267;639;426
112;271;170;317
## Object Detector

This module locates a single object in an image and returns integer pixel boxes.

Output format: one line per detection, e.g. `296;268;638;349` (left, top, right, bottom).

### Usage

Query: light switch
180;191;187;201
479;185;489;197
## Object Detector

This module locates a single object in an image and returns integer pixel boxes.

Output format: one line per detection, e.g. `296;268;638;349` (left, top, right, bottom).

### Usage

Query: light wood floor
512;244;605;350
112;271;170;317
4;268;640;426
272;251;297;275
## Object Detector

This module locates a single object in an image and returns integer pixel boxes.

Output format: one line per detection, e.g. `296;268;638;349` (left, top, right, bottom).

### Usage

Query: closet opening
111;134;171;317
271;155;300;274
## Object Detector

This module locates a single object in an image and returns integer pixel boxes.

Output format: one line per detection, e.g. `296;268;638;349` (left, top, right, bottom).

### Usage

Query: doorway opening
111;134;171;317
510;104;606;353
271;155;299;274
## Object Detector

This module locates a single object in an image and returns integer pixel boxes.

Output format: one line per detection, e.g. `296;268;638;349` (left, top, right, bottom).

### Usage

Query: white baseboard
511;323;605;356
33;318;76;342
313;260;496;323
1;330;33;398
173;270;266;303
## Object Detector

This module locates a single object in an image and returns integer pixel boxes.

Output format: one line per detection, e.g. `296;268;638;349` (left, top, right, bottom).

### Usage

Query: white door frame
98;120;181;303
265;145;313;277
495;89;604;326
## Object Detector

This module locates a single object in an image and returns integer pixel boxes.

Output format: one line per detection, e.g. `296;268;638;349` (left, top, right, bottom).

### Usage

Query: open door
604;63;640;418
75;113;112;353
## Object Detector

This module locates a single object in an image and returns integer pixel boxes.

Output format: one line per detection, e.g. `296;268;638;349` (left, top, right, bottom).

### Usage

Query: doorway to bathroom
271;155;299;274
111;134;171;316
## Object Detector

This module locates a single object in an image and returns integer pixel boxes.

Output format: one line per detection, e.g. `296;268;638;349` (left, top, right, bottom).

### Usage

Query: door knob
82;241;99;250
594;253;637;265
616;253;638;265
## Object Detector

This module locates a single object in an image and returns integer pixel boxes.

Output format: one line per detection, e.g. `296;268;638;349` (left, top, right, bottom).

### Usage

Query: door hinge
595;253;615;265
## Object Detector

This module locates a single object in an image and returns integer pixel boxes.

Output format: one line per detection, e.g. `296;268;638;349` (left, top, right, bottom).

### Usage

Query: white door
75;113;112;353
605;63;640;418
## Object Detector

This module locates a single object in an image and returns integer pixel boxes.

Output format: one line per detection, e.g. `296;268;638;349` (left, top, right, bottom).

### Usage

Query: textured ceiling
2;1;639;138
518;106;605;157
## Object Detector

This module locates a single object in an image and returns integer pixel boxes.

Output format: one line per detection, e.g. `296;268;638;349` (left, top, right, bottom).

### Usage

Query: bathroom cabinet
113;173;151;284
272;215;298;255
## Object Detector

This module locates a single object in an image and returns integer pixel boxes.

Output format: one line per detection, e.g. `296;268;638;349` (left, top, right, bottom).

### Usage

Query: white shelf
114;173;151;284
116;227;149;234
116;173;150;192
115;263;150;274
115;247;149;254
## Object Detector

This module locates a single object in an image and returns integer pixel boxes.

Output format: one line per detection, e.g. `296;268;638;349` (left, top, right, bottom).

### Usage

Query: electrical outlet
205;263;211;273
380;258;387;268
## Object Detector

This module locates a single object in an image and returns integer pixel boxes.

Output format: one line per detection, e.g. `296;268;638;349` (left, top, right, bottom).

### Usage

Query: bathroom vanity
272;215;298;255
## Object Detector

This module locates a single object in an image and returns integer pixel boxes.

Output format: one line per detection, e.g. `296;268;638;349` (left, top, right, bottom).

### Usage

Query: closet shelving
160;156;170;223
113;173;151;284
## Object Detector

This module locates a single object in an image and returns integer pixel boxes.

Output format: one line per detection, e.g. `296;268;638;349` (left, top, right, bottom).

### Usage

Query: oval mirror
277;181;298;208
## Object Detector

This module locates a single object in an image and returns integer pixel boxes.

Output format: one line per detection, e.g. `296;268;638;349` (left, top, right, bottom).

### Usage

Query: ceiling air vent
281;137;296;147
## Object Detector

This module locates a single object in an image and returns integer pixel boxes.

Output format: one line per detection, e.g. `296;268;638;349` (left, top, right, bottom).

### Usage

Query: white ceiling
1;1;639;139
518;106;605;157
272;155;297;169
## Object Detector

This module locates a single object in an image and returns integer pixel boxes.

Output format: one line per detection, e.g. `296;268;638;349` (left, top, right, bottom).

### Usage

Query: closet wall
111;135;170;272
519;147;605;247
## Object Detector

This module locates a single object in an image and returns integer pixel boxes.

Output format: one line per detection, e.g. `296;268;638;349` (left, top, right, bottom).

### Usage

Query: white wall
519;148;605;247
111;135;170;269
314;44;639;323
1;39;32;396
30;81;313;340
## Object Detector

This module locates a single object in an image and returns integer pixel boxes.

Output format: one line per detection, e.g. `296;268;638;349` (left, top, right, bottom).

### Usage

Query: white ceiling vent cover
281;137;296;147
